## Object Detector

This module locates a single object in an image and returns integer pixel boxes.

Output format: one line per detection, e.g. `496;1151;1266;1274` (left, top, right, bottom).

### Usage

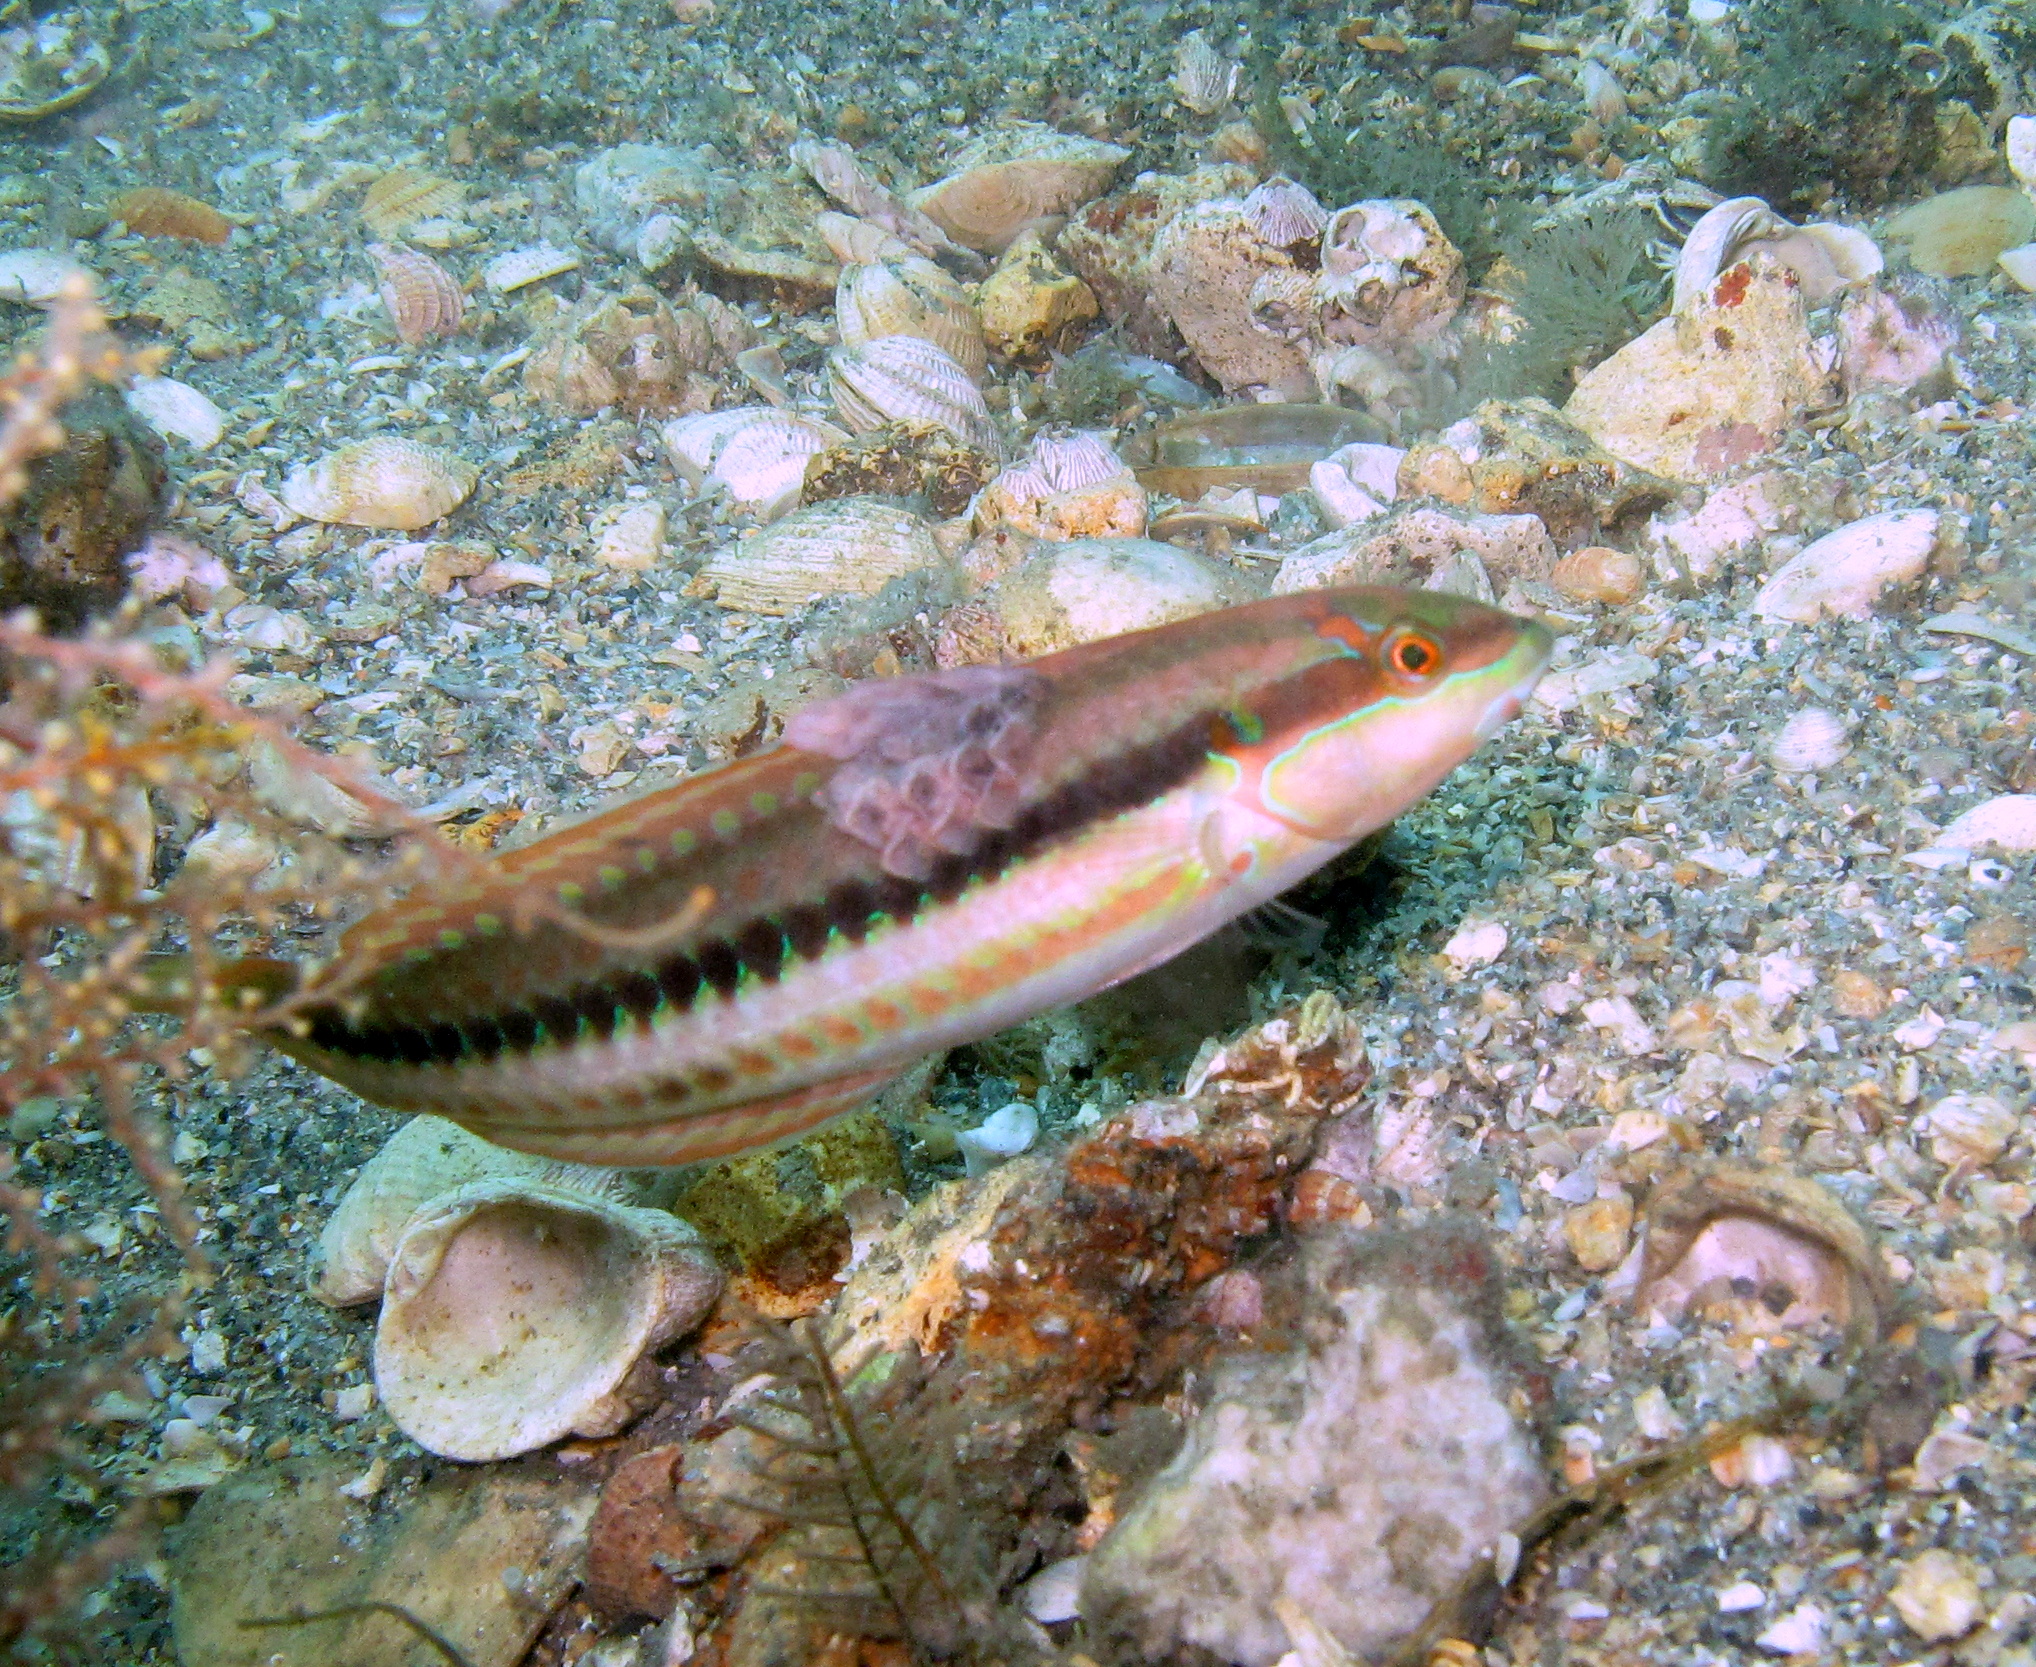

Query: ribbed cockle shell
1173;31;1239;115
280;437;477;530
662;406;850;519
837;255;987;381
828;335;1004;456
1242;175;1327;247
700;497;942;615
366;243;464;346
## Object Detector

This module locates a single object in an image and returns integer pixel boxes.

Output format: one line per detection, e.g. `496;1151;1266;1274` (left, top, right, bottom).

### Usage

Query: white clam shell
661;406;849;519
836;255;987;381
1674;196;1881;313
701;496;942;614
827;335;1004;455
374;1175;721;1461
1930;794;2036;855
280;437;477;530
310;1115;565;1306
0;249;91;303
1753;508;1937;623
124;375;226;451
1768;707;1850;774
483;241;581;292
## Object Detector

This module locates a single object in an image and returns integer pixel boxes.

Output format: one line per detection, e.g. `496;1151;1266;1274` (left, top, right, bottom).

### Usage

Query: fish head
1248;586;1552;843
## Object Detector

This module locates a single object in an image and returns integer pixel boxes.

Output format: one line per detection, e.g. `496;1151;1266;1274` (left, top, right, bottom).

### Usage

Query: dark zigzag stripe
299;697;1248;1073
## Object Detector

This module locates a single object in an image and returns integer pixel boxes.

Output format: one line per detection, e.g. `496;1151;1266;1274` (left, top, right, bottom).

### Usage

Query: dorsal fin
783;664;1049;880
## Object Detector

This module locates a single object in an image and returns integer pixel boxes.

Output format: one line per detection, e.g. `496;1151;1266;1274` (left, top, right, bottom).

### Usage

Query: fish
229;586;1550;1166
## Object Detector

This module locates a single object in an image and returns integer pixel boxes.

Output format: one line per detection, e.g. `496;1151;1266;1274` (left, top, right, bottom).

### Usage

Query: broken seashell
662;406;849;519
1172;30;1240;116
360;167;465;239
375;1175;721;1460
310;1115;566;1306
816;210;914;265
485;242;581;292
280;437;477;530
366;243;464;346
828;334;1004;455
909;123;1130;255
1240;175;1328;248
593;501;667;572
1752;507;1937;624
1672;196;1882;314
700;497;942;615
1636;1161;1887;1351
124;375;225;451
107;187;233;245
1768;706;1850;774
1579;59;1627;126
836;254;986;381
1316;198;1465;347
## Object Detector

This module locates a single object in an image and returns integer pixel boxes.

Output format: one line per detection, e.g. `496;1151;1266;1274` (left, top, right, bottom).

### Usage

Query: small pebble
1888;1549;1983;1642
1562;1195;1634;1272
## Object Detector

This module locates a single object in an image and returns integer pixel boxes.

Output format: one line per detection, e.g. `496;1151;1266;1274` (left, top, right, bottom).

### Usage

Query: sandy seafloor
10;0;2036;1661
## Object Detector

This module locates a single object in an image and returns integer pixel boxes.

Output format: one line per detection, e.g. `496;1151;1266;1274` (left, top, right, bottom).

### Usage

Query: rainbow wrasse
238;587;1550;1166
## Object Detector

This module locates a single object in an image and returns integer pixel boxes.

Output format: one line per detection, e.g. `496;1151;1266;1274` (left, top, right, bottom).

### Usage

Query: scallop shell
1752;508;1937;623
1673;196;1882;313
0;249;90;303
310;1115;563;1306
1172;30;1239;115
280;437;477;530
661;406;849;519
374;1175;721;1461
1031;427;1125;492
484;242;581;292
1768;706;1849;774
124;375;226;451
817;210;914;265
360;167;466;238
828;335;1004;456
1242;175;1328;248
700;497;942;615
366;243;464;345
107;187;233;245
909;123;1131;255
837;255;987;381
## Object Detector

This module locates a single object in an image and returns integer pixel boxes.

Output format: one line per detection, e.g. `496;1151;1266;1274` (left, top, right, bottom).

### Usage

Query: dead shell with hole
836;254;986;381
1752;508;1937;623
1316;199;1465;348
828;335;1005;456
375;1175;721;1460
1672;196;1881;313
279;437;477;530
366;243;464;346
909;122;1131;255
662;407;850;519
701;497;943;614
309;1115;572;1306
1768;706;1850;773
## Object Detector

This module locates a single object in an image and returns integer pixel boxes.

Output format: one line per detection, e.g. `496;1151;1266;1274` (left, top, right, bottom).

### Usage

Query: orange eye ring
1383;625;1443;682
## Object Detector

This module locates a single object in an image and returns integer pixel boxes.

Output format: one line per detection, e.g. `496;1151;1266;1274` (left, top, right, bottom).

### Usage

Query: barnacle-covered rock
801;420;999;518
911;122;1130;255
977;227;1098;362
1057;165;1254;357
972;428;1145;540
1149;198;1315;397
1564;258;1839;482
523;285;746;416
1315;198;1465;348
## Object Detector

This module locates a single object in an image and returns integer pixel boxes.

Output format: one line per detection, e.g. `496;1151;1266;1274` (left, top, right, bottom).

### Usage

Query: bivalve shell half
1929;794;2036;855
974;430;1146;541
124;376;226;451
0;249;90;304
701;497;942;615
661;406;850;519
828;335;1004;456
838;255;987;381
367;243;464;345
1673;196;1881;313
1241;175;1328;247
484;242;581;293
1173;30;1240;116
280;437;477;530
107;187;233;245
1753;508;1937;623
909;122;1130;255
374;1176;722;1461
1769;707;1850;774
817;210;915;265
360;167;466;239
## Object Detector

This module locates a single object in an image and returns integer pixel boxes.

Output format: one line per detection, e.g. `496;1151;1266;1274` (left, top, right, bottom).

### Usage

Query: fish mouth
1471;617;1554;742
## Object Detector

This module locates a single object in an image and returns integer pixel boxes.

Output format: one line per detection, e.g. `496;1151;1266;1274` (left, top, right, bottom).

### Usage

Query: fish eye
1384;626;1443;681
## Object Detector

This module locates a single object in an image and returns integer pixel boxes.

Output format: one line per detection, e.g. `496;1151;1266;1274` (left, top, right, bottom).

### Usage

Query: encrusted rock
977;227;1098;361
1149;198;1315;397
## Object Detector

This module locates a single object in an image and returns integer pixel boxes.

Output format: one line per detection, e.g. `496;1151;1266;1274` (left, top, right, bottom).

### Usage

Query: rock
1564;259;1839;483
1882;185;2036;277
574;144;717;261
1079;1221;1549;1667
1564;1195;1635;1272
1551;545;1647;605
1272;505;1555;599
1056;164;1253;356
801;420;999;519
1148;198;1315;397
168;1456;597;1667
977;227;1098;361
523;286;744;417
